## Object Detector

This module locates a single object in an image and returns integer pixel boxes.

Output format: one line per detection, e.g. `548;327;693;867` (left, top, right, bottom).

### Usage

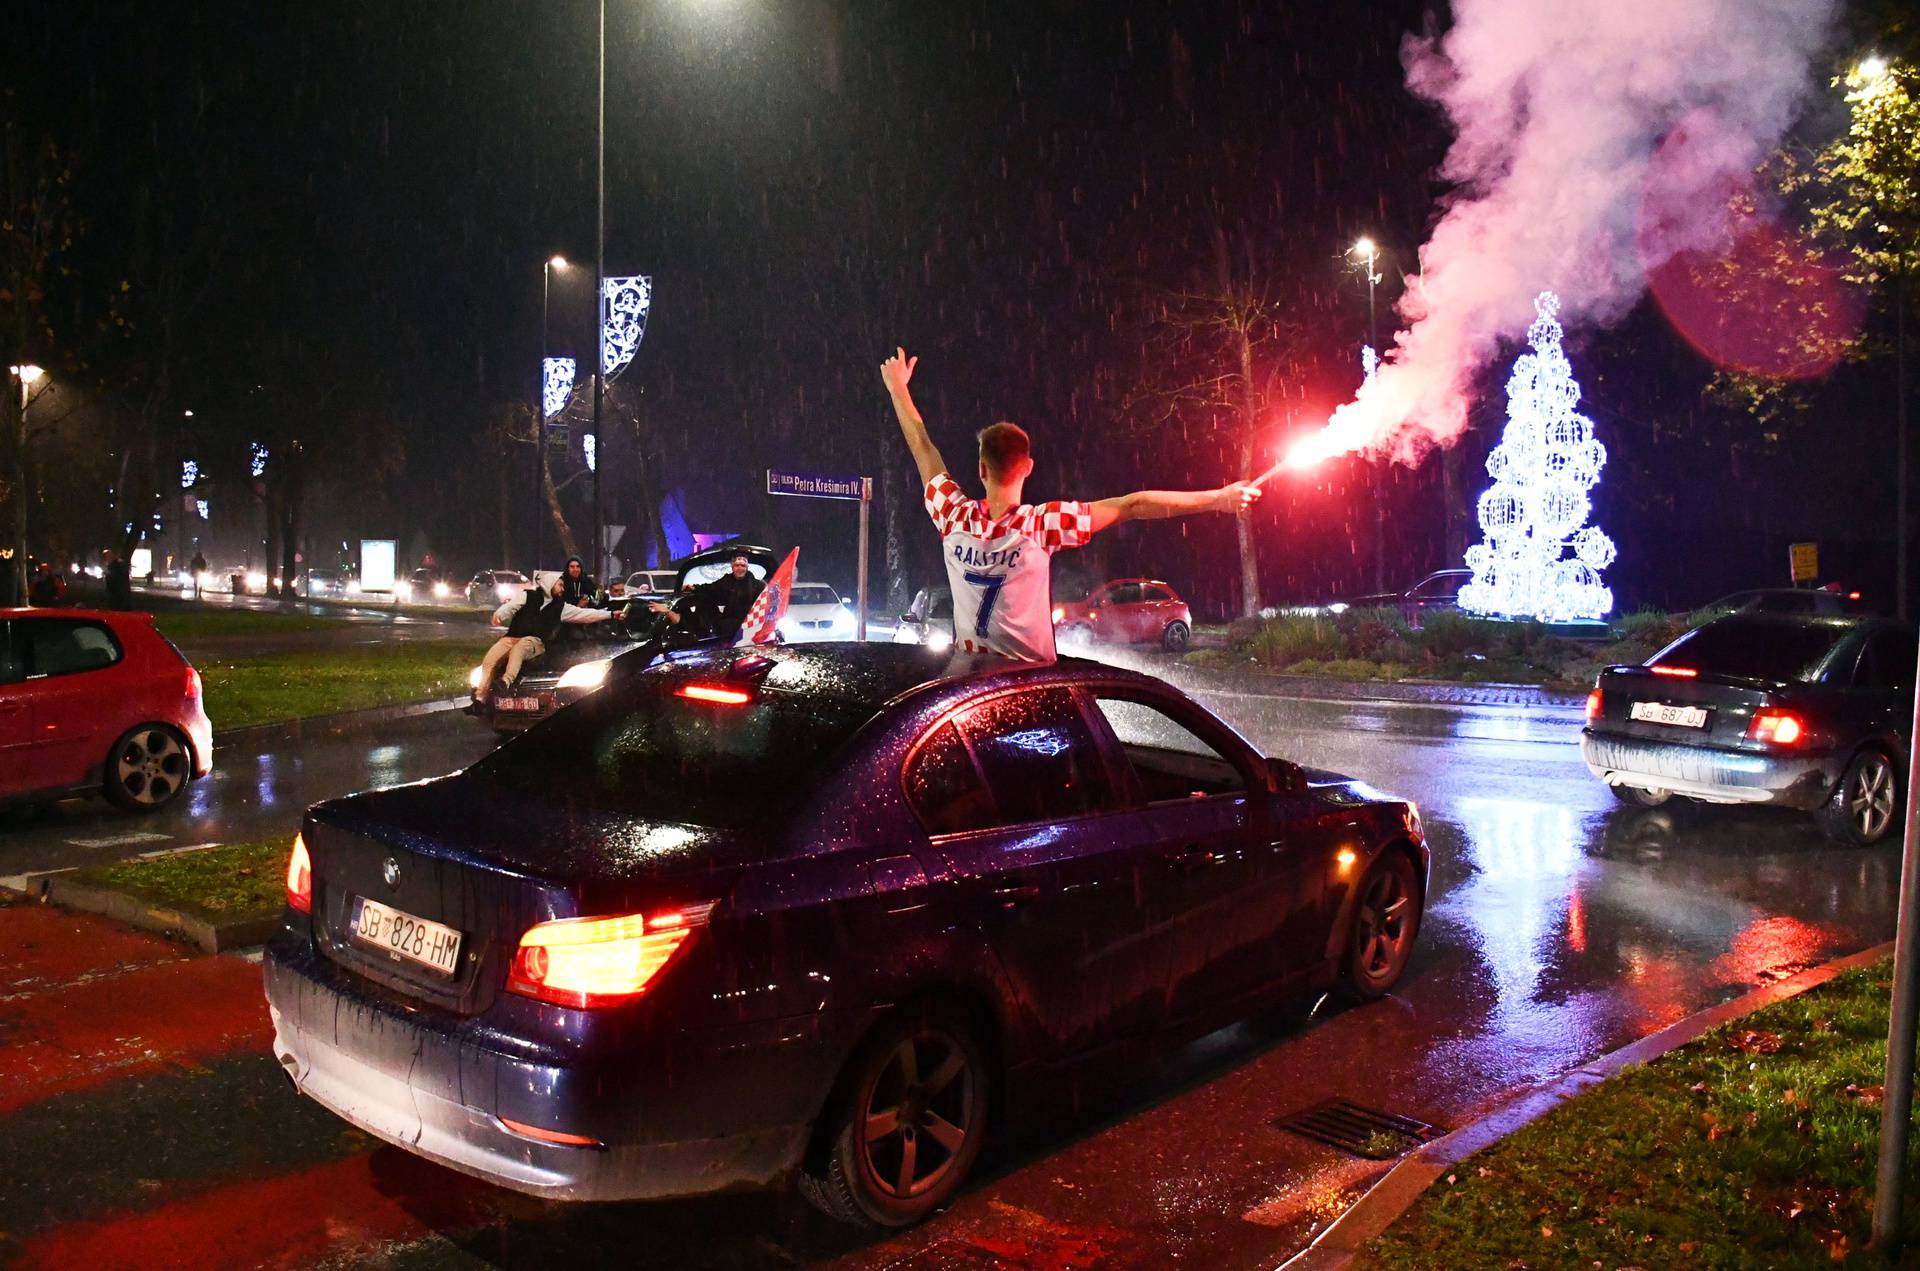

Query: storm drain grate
1274;1100;1444;1160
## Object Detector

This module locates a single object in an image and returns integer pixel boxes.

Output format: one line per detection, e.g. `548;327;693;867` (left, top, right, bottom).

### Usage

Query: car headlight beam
556;658;613;692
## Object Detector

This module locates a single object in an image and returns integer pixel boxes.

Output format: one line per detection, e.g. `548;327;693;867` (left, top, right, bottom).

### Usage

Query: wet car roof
633;641;1154;712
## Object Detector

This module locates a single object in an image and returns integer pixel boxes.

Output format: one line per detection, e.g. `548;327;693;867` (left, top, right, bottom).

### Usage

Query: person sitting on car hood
476;570;614;702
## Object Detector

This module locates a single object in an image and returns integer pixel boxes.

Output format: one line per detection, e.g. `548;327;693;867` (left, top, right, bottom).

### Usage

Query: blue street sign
767;469;867;501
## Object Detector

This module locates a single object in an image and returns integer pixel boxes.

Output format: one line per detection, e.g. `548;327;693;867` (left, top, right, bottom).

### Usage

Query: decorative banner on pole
600;275;652;381
541;357;576;420
180;460;199;489
582;434;596;472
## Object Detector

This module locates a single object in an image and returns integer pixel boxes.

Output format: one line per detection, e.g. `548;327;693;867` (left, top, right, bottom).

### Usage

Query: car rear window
1651;620;1849;682
468;680;876;828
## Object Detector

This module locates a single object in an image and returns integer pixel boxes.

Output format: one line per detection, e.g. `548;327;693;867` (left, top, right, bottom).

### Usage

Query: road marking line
63;831;173;849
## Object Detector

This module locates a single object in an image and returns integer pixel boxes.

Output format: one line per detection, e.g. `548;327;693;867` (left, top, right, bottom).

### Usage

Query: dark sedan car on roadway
267;644;1427;1227
467;542;779;732
1582;613;1914;844
1327;568;1470;627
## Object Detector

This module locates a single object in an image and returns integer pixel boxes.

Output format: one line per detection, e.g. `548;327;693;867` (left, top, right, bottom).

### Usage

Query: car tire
102;724;192;813
1338;851;1421;1002
1608;783;1671;807
1818;749;1901;847
1162;621;1191;653
799;1002;991;1229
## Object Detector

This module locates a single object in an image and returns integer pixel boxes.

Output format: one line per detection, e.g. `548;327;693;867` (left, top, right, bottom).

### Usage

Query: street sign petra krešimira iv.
767;469;866;501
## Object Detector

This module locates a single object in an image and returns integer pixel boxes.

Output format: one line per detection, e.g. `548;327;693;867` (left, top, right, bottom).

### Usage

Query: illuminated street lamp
1857;54;1890;83
9;365;45;602
1348;237;1388;591
534;254;572;571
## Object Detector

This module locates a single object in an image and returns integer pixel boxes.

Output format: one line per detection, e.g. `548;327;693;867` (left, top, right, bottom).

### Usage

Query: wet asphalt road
0;659;1900;1269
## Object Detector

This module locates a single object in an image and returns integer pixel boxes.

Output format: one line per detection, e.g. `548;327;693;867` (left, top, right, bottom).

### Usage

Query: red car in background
0;609;213;812
1053;579;1193;652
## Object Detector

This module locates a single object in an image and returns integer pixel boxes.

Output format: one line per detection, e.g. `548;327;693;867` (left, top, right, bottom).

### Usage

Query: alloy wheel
1849;754;1897;841
1354;865;1414;981
115;728;187;807
859;1030;975;1201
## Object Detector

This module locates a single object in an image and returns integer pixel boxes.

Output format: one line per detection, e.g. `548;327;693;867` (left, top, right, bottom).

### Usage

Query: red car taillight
184;664;202;701
1749;711;1806;745
1585;688;1602;722
285;833;312;913
507;903;715;1009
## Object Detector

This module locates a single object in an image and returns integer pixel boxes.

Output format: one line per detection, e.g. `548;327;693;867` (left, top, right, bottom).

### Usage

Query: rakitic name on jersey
950;542;1023;571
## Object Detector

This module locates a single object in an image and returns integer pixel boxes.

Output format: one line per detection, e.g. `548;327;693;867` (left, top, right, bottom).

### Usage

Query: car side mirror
1267;756;1305;794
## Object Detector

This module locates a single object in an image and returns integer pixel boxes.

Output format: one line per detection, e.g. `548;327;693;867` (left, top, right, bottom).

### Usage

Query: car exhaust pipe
276;1051;301;1092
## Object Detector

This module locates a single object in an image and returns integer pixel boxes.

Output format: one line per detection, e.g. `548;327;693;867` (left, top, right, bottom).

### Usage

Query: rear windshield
468;680;876;827
1651;620;1849;682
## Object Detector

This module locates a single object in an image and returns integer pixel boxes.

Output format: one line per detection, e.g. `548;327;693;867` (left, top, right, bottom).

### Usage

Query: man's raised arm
1088;483;1262;534
880;346;948;486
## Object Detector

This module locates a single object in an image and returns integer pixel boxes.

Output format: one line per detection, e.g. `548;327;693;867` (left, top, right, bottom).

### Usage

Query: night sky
6;0;1896;614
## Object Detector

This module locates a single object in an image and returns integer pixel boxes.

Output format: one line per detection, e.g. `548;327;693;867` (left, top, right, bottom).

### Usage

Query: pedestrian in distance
189;550;207;600
476;570;614;702
27;562;68;608
879;346;1261;661
103;551;132;610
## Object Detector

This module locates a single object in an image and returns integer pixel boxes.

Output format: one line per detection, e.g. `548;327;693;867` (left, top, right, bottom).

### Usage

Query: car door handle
992;883;1041;908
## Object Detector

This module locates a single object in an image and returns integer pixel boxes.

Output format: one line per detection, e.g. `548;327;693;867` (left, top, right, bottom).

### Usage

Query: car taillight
1650;665;1698;678
184;665;202;700
286;833;312;913
1585;688;1602;722
507;903;715;1009
1051;606;1065;623
1749;712;1805;745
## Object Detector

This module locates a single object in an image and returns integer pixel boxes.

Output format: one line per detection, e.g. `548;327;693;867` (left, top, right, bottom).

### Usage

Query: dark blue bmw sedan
264;644;1426;1228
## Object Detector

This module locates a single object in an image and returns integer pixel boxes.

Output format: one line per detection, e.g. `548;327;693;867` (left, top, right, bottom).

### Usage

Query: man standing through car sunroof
880;346;1261;661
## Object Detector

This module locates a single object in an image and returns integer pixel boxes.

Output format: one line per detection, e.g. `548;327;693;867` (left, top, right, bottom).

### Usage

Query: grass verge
1358;960;1915;1269
72;838;289;917
200;641;486;729
148;608;336;641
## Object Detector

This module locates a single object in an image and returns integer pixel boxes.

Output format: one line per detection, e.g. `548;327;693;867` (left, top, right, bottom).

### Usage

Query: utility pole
592;0;606;589
1355;237;1386;595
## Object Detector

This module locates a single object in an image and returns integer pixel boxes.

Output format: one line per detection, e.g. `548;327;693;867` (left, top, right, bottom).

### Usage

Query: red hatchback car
0;609;213;811
1053;579;1193;652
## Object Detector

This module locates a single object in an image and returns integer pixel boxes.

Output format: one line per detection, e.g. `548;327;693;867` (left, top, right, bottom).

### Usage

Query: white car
778;582;857;642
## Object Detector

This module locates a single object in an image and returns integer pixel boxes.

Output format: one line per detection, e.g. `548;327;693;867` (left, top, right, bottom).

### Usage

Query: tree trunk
541;456;580;559
1235;341;1262;617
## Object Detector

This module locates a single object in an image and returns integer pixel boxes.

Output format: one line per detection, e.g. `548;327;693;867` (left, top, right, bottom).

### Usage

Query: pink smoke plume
1285;0;1839;470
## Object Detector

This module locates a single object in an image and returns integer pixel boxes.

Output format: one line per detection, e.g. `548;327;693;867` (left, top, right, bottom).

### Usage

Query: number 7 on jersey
962;570;1005;639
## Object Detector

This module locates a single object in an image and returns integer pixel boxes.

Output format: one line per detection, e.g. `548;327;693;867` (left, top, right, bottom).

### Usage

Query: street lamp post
9;364;44;605
536;255;568;573
1352;237;1386;592
593;0;607;591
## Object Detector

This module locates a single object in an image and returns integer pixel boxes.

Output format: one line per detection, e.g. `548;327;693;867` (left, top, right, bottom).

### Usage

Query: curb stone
219;694;470;743
1278;941;1897;1270
31;871;278;955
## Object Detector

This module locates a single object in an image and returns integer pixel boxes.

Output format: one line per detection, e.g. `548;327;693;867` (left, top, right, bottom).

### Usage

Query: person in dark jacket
559;555;598;606
475;571;613;701
705;554;765;641
28;563;67;607
104;552;133;609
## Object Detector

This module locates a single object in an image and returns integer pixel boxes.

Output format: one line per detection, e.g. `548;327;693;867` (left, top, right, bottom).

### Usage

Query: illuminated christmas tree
1457;291;1614;622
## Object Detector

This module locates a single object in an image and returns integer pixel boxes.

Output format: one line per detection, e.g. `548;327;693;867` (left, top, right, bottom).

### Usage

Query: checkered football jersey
924;472;1093;661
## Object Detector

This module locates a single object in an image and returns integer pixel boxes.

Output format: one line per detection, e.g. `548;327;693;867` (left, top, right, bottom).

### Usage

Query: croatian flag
736;547;799;646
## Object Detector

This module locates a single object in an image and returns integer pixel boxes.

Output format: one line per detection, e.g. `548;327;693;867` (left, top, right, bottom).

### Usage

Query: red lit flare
1749;712;1805;745
286;833;312;913
507;903;716;1009
676;684;752;705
